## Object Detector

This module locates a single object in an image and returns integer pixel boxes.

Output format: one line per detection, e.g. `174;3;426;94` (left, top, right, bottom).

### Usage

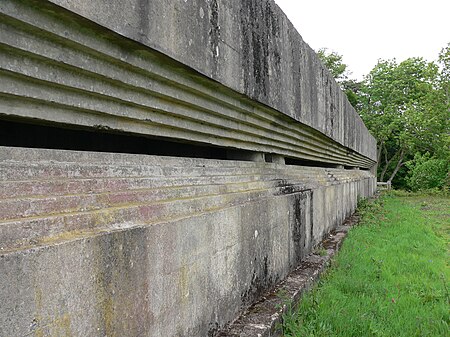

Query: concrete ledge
216;214;359;337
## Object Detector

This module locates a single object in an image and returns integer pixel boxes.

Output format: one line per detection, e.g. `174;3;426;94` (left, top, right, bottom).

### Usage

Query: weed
314;246;328;257
318;248;327;257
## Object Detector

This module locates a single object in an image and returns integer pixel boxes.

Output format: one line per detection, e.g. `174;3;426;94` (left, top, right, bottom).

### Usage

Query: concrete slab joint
0;0;377;336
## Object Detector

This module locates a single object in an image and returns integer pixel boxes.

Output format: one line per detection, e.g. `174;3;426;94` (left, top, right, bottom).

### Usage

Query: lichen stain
32;287;43;337
34;328;44;337
37;230;90;246
57;313;73;336
102;296;115;336
32;285;73;337
91;228;153;335
178;264;190;305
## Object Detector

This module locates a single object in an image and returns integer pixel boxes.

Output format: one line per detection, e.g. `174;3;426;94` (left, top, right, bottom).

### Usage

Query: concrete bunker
0;0;376;336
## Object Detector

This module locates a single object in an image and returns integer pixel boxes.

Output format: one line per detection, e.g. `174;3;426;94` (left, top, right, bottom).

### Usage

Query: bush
406;154;449;192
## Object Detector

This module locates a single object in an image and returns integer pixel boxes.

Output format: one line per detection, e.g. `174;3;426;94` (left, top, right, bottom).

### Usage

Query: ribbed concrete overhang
0;0;376;168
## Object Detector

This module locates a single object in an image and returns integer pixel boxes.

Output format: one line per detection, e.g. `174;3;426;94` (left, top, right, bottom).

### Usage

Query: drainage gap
285;157;342;169
0;119;228;159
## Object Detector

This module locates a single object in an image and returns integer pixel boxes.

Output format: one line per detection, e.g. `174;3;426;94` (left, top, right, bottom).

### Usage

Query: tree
359;56;449;187
406;153;449;191
317;48;349;82
317;45;449;189
317;48;361;108
438;43;450;106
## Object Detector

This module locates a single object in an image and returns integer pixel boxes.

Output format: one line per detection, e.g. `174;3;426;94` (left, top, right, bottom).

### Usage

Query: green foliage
356;196;385;225
316;48;362;109
317;48;349;82
342;79;363;109
316;44;450;189
345;88;359;108
282;195;450;337
438;43;450;93
358;53;449;187
406;153;449;192
361;58;443;149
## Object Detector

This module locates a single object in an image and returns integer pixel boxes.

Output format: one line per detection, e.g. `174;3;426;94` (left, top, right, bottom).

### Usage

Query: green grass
282;193;449;337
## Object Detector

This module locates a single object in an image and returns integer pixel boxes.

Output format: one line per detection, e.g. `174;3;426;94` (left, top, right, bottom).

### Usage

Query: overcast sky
274;0;450;80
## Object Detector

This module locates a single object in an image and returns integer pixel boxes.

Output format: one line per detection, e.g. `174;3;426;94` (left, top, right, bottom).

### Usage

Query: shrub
406;153;449;192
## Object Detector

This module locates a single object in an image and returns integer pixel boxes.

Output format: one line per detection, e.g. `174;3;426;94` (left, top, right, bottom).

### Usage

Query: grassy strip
282;193;449;336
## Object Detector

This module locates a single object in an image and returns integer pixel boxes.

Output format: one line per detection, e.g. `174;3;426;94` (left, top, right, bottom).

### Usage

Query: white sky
274;0;450;80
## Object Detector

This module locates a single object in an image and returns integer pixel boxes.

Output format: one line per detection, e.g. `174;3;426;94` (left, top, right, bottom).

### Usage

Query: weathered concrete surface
216;214;360;337
0;0;378;335
0;0;376;166
0;147;376;337
40;0;376;160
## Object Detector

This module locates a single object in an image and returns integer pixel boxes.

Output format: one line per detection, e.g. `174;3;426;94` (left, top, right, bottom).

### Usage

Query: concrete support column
370;163;378;176
265;154;285;164
226;149;265;162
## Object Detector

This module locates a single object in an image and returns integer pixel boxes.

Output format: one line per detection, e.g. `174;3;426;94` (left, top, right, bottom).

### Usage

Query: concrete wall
0;0;377;336
0;147;376;337
0;0;376;166
41;0;376;161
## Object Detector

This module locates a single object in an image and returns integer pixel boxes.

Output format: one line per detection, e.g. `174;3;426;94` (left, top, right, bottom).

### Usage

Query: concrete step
0;165;346;182
0;148;373;254
0;179;300;221
0;164;336;199
0;174;283;199
0;162;276;181
0;181;309;252
0;160;370;202
0;160;341;182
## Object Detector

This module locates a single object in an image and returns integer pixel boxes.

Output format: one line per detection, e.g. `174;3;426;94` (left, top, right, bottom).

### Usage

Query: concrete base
217;212;361;336
0;147;375;337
